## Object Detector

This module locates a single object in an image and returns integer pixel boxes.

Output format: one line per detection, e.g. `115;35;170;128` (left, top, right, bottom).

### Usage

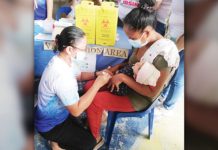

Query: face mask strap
139;32;145;41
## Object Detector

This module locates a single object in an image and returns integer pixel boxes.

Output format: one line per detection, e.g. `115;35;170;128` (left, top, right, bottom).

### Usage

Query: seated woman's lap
92;91;135;112
85;80;135;112
84;79;108;92
85;80;136;139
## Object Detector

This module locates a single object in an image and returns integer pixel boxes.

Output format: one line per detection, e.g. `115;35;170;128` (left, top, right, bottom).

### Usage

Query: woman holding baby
84;0;180;145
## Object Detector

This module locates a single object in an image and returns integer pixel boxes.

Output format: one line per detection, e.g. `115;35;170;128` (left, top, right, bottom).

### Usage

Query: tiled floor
131;98;184;150
35;97;184;150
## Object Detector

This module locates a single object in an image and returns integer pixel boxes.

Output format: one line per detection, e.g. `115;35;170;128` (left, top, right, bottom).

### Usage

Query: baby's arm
108;62;128;74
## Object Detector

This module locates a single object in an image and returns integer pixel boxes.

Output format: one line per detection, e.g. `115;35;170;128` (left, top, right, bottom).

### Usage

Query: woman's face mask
128;32;148;48
70;45;87;61
70;37;87;61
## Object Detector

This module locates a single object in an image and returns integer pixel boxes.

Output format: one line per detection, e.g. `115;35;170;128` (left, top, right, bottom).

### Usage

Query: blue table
34;23;132;77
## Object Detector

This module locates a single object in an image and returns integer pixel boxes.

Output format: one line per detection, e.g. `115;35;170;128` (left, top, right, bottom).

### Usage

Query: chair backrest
55;6;72;21
163;50;184;91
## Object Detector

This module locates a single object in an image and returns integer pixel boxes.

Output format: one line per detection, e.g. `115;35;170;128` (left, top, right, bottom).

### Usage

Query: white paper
35;20;54;33
59;18;75;25
51;26;64;40
34;20;44;27
35;33;52;41
54;20;73;27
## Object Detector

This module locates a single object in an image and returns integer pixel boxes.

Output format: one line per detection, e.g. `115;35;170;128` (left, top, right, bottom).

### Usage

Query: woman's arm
66;73;111;117
77;69;113;81
46;0;53;20
76;62;127;81
77;72;96;81
153;0;163;10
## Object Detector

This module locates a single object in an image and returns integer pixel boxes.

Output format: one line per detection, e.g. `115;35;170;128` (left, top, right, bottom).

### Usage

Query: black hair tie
139;3;154;13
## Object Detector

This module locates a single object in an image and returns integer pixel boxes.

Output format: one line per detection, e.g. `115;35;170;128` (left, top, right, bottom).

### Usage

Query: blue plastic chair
104;63;181;147
105;98;159;147
55;6;72;21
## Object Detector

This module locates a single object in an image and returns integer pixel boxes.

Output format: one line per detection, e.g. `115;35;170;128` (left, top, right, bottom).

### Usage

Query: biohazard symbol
82;18;89;26
102;19;109;28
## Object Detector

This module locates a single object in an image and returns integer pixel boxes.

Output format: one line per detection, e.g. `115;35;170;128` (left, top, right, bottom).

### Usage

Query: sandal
93;137;105;150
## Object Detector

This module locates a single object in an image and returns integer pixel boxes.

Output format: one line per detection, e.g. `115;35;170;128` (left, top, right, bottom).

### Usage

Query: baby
111;61;160;96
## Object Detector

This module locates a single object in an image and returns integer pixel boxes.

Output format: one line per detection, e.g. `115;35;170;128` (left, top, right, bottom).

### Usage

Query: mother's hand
109;73;124;92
